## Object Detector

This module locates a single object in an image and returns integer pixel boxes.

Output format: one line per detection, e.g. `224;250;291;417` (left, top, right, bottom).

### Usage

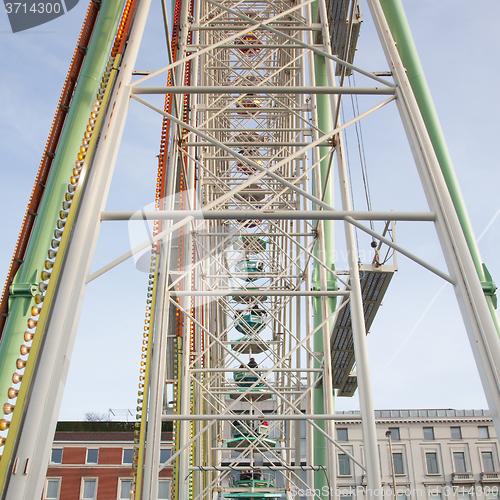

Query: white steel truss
2;1;500;500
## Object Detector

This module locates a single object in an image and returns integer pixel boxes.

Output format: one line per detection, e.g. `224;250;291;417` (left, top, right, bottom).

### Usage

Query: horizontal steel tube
132;85;396;95
195;232;314;236
212;447;293;450
204;274;303;278
191;44;316;48
162;413;362;420
198;107;311;111
195;142;308;145
172;290;348;297
102;209;435;221
186;142;315;146
190;368;323;372
191;24;322;30
200;128;308;131
210;390;306;394
189;466;325;471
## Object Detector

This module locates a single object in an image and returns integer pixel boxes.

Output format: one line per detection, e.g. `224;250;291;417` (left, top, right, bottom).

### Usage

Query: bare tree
84;411;107;422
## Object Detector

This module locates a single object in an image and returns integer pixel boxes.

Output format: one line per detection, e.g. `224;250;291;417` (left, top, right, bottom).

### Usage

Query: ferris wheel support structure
0;1;499;500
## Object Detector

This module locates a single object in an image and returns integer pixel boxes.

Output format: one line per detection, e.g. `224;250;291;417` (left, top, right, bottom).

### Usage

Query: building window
81;479;97;499
453;452;467;473
340;496;353;500
458;494;470;500
160;449;172;463
451;427;462;440
86;449;98;464
338;454;351;476
389;427;400;441
393;452;404;475
119;479;132;499
337;428;348;442
50;449;63;464
423;427;435;440
397;494;408;500
479;426;490;439
44;478;60;499
426;452;439;474
158;480;170;499
486;493;499;500
429;493;442;500
482;451;495;472
122;449;134;464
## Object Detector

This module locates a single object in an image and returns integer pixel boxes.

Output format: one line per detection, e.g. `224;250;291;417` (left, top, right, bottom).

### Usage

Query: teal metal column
379;0;499;332
313;47;337;498
0;0;126;450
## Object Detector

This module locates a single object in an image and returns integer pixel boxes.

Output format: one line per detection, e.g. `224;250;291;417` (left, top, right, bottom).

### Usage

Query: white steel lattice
4;1;500;500
167;0;358;498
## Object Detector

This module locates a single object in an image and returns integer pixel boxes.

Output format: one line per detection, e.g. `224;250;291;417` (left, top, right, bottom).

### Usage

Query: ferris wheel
0;0;499;499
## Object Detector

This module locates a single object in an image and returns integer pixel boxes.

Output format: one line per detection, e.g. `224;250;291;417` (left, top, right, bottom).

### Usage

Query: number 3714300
5;2;61;13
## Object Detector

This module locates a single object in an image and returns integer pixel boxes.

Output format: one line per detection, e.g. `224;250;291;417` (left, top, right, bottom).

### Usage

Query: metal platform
325;0;363;75
331;264;395;396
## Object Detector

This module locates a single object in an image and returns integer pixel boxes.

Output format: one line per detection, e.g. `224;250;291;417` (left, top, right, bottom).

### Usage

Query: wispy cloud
372;206;500;387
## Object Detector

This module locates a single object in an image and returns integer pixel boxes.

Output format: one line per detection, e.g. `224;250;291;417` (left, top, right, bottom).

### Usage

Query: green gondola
231;420;269;437
229;388;273;401
224;470;280;499
231;420;250;437
234;259;265;281
235;314;265;334
234;369;264;387
233;479;275;488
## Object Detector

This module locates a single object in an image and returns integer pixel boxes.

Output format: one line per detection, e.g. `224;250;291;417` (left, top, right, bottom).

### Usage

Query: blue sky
1;0;500;420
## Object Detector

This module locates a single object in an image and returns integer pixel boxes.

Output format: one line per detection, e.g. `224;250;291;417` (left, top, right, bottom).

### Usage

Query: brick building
42;422;172;500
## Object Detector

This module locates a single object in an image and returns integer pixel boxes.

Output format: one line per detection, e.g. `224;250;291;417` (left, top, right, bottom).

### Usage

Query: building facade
42;411;500;499
42;423;172;500
330;410;499;500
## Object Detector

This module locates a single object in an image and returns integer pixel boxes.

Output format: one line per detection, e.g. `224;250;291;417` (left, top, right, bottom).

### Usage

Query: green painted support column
0;0;126;417
379;0;499;332
312;47;337;498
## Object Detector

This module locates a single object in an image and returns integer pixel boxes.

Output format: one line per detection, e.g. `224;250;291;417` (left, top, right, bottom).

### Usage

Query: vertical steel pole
307;0;338;494
379;0;482;277
142;209;175;498
336;137;383;500
312;0;342;493
177;203;193;500
175;0;194;494
386;431;397;499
